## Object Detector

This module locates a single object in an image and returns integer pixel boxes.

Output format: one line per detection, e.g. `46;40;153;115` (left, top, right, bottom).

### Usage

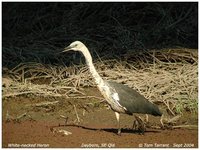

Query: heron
63;41;162;135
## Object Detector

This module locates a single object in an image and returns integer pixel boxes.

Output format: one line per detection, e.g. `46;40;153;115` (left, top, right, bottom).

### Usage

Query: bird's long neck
80;47;119;110
81;48;104;86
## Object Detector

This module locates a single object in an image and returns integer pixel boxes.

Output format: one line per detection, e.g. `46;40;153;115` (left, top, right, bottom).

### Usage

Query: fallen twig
172;125;198;130
26;101;59;107
73;105;80;123
60;115;69;125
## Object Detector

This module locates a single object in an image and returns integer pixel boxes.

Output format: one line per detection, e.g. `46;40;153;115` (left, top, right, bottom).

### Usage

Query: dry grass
2;48;198;116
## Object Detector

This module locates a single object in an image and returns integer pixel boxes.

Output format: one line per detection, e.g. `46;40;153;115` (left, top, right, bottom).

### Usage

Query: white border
0;1;199;150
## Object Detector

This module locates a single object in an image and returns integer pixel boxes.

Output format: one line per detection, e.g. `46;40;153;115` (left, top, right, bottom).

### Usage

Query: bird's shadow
52;123;161;135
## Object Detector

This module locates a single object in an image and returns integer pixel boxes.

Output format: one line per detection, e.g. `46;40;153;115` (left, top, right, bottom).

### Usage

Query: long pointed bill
62;45;73;53
56;46;73;55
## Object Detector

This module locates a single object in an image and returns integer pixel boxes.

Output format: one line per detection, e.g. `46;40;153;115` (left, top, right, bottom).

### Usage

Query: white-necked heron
63;41;162;135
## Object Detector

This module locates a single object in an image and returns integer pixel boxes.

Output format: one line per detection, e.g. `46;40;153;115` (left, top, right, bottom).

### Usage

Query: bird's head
62;41;93;62
63;41;86;52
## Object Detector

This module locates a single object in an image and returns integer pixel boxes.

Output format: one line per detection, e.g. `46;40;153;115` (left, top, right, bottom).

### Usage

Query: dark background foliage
2;2;198;67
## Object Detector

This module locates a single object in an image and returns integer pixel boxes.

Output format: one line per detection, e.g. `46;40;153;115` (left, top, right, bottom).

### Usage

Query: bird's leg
160;114;164;129
133;115;146;135
144;114;150;128
145;114;149;123
115;112;121;135
132;119;138;130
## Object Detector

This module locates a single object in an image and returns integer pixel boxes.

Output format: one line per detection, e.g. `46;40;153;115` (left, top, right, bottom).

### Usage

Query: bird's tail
150;103;162;116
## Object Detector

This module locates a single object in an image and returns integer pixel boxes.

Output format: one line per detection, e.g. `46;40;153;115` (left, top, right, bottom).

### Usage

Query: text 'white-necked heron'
63;41;162;135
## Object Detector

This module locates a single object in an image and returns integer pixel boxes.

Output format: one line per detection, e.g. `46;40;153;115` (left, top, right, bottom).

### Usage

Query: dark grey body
107;81;162;116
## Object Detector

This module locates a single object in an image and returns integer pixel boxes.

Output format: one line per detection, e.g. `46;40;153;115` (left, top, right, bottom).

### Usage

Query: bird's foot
117;129;121;136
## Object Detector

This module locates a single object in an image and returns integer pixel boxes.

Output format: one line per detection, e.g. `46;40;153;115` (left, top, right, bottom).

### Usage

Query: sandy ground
2;88;198;148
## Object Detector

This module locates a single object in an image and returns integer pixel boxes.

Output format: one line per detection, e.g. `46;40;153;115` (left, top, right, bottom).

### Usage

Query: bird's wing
107;81;162;116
